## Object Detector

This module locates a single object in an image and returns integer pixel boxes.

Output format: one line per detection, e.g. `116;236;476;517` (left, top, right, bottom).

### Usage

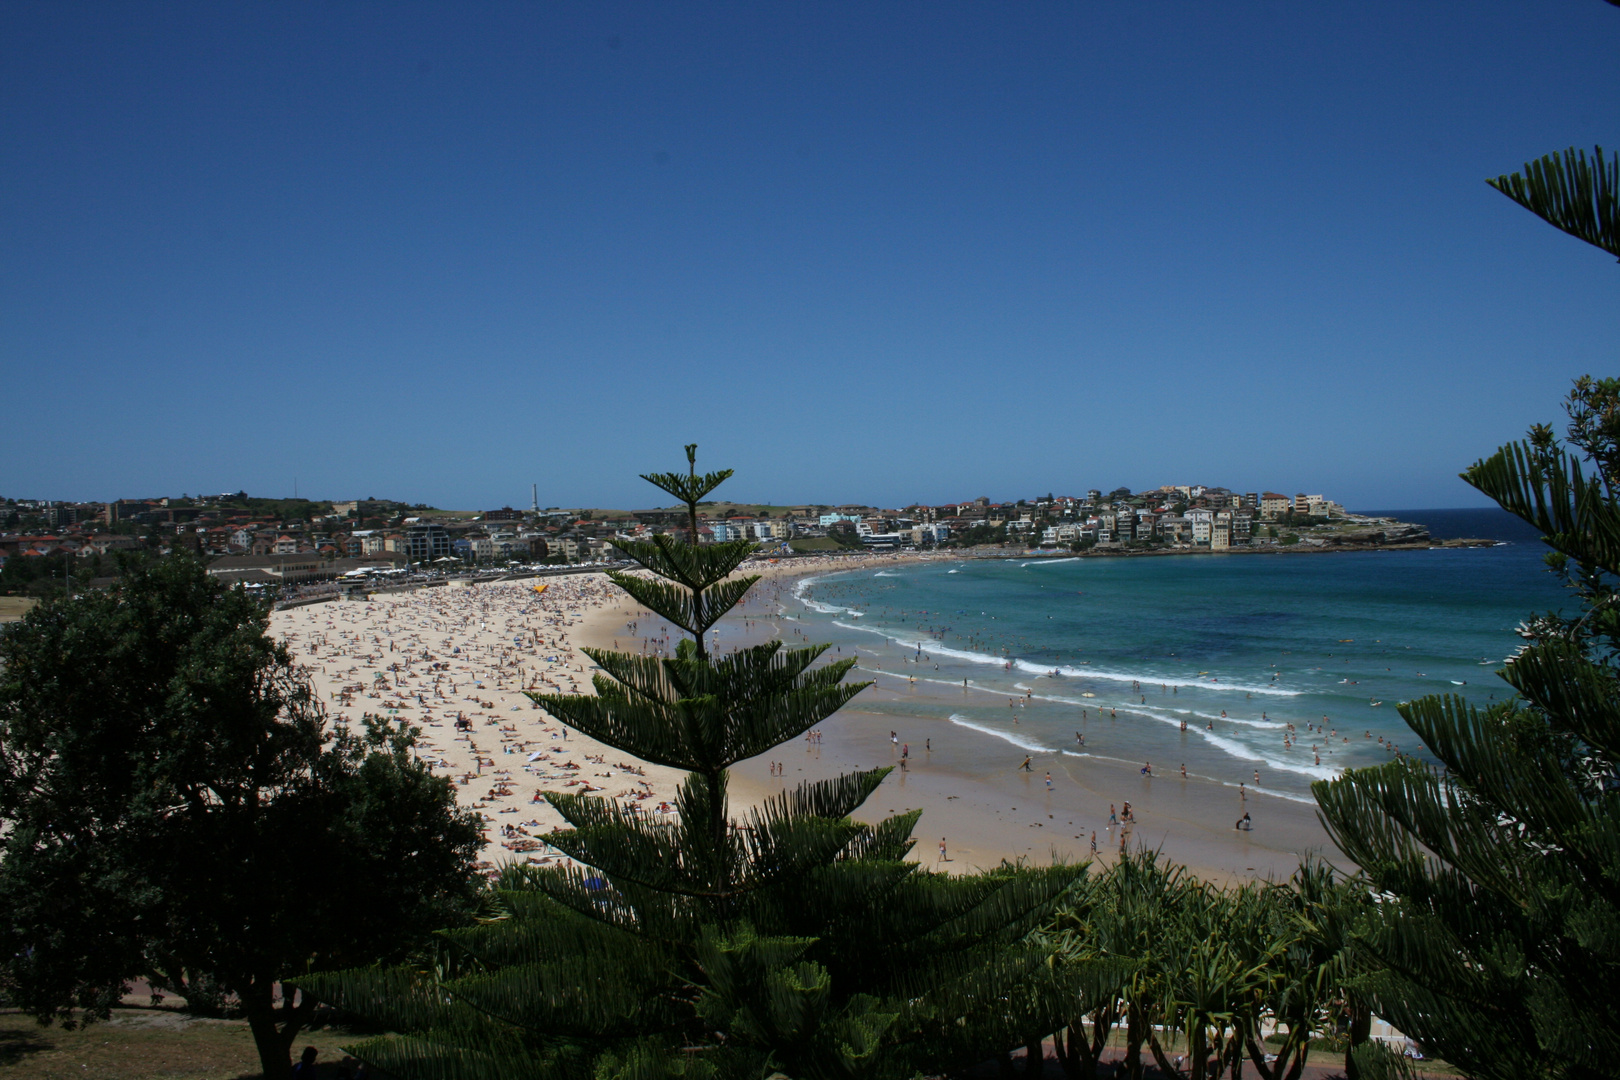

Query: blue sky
3;2;1616;511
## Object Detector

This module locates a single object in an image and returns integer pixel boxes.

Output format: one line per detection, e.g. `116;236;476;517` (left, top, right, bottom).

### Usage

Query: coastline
267;549;1352;884
574;552;1344;884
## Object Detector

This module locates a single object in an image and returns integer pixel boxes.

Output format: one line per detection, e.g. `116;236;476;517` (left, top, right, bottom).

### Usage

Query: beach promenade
270;553;1337;883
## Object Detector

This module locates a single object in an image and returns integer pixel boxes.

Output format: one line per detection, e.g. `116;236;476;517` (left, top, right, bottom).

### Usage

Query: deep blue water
787;509;1565;802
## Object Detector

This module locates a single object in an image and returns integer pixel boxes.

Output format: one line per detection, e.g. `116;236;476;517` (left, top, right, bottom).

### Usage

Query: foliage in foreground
1043;851;1370;1080
1314;377;1620;1080
1314;130;1620;1080
300;447;1082;1080
0;556;484;1080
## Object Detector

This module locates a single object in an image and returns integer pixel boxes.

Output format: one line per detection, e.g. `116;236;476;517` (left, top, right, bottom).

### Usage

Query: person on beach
1109;803;1117;826
1141;761;1152;776
938;837;948;863
1044;771;1052;789
1235;811;1252;831
1075;731;1084;745
1090;831;1098;855
1019;755;1033;771
1180;763;1187;778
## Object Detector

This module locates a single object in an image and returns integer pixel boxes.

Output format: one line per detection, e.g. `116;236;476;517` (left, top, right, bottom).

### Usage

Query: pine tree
302;446;1080;1080
1312;138;1620;1080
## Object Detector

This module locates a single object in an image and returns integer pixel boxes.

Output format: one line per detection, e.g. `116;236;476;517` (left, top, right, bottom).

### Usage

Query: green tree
1047;853;1365;1080
0;556;483;1080
1313;134;1619;1077
302;447;1080;1080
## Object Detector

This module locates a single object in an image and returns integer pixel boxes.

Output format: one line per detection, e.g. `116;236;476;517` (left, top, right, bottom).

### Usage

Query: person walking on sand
938;837;948;863
1108;803;1118;826
1090;831;1098;856
1045;771;1053;790
1019;755;1033;771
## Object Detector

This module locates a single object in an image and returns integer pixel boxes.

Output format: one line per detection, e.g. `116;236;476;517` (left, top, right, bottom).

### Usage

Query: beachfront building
860;531;905;548
1187;508;1215;545
206;553;326;584
1043;523;1081;545
1211;519;1231;549
1158;515;1190;543
405;523;452;561
1260;493;1292;519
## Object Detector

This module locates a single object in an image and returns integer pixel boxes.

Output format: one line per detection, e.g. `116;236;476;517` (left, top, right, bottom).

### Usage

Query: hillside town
0;484;1385;598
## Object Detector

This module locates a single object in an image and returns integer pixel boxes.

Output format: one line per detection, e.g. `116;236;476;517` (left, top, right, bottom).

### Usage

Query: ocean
783;508;1564;804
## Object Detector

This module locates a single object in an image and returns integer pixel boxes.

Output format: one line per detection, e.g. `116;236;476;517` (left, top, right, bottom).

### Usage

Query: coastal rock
1330;523;1430;546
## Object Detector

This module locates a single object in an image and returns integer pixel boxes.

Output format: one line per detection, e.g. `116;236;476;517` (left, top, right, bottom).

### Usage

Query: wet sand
575;556;1342;884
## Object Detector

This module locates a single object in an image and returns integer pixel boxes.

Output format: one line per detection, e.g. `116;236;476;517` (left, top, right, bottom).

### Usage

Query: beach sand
271;553;1343;885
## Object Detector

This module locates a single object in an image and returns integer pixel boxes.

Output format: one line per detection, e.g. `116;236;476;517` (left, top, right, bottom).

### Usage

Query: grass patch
0;597;39;624
0;1009;366;1079
789;537;853;552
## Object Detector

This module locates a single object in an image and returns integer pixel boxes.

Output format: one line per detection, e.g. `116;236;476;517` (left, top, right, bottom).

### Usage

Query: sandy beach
271;553;1340;884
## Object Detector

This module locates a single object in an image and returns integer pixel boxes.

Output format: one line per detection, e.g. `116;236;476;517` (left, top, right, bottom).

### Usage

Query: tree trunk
1056;1026;1078;1080
1123;1004;1145;1080
1281;1038;1306;1080
1147;1030;1183;1080
1245;1035;1276;1080
1058;1016;1105;1080
1344;1005;1371;1080
1090;1006;1117;1073
241;982;315;1080
998;1051;1017;1080
1025;1039;1045;1080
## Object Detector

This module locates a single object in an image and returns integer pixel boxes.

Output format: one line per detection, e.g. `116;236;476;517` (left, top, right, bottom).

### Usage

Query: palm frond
1488;145;1620;261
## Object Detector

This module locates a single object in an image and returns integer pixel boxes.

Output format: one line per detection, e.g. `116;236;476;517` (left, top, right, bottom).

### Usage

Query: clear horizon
4;3;1616;510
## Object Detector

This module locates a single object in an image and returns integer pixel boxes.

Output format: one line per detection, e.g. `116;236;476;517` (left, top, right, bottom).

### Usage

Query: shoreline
267;550;1349;885
575;553;1344;884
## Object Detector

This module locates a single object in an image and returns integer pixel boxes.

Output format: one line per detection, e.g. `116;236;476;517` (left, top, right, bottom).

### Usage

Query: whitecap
946;714;1052;754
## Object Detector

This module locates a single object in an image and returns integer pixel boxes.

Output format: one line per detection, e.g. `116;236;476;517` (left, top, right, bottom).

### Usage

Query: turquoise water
786;510;1565;803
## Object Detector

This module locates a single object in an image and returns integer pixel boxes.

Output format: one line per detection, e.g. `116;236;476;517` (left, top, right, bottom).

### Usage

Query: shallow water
787;509;1563;802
